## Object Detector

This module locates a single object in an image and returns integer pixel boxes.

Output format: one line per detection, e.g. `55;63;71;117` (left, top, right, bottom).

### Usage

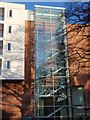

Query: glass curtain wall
34;5;69;119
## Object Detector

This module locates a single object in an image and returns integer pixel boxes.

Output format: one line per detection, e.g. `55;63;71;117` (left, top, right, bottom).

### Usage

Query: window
9;10;12;17
72;86;85;117
6;61;10;69
8;26;12;33
72;86;85;106
0;59;2;74
0;8;4;20
8;43;11;51
0;41;3;55
0;24;4;37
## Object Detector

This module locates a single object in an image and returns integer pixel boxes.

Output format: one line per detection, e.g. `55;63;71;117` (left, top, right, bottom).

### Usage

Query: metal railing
35;105;87;120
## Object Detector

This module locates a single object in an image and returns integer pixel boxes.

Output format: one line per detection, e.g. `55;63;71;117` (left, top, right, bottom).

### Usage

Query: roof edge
34;5;66;10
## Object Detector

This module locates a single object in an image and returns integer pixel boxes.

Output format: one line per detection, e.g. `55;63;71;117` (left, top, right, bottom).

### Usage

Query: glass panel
0;24;4;37
7;61;10;69
8;43;11;51
34;5;68;118
9;26;12;33
72;87;85;118
72;87;85;105
9;10;12;17
0;41;3;55
0;8;4;20
36;97;54;116
0;59;2;74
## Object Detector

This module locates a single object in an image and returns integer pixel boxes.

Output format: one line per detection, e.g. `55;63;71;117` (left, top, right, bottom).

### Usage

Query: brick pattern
67;24;90;111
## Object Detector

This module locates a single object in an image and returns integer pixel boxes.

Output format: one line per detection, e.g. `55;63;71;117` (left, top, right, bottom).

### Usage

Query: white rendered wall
0;2;25;80
25;10;34;21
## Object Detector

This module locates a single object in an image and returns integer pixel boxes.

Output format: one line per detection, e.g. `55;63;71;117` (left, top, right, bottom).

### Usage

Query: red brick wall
24;21;34;117
2;81;24;119
67;24;90;110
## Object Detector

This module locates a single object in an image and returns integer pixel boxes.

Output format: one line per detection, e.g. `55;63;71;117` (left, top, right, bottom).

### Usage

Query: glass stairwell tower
34;5;72;119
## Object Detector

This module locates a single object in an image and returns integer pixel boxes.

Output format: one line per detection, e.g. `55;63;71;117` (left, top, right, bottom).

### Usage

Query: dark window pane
9;10;12;17
0;24;4;37
9;26;11;33
0;8;4;20
7;61;10;69
0;59;2;74
8;43;11;51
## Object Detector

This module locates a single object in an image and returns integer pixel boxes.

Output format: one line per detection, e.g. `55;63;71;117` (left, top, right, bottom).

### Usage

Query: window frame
0;8;4;20
8;26;12;33
9;10;12;17
8;43;11;51
0;59;2;74
6;61;10;69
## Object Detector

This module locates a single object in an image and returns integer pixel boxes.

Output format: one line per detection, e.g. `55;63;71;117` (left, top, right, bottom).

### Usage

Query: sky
1;1;87;11
1;1;88;24
14;2;66;10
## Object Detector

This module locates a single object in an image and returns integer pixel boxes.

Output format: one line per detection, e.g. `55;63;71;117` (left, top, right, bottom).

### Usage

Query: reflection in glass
34;5;68;118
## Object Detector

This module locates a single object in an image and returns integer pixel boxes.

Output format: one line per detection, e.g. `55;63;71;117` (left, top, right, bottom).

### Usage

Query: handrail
37;82;66;97
46;105;85;118
47;105;69;118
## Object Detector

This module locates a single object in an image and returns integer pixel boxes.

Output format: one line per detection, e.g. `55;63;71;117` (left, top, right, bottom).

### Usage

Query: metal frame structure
34;5;72;119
